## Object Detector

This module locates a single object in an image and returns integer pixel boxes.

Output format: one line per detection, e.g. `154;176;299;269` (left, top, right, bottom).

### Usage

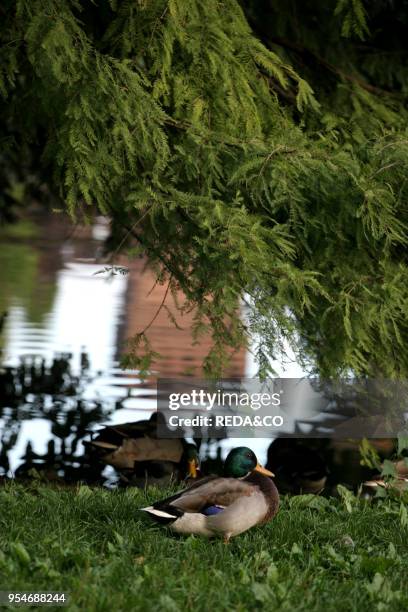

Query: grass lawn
0;483;407;611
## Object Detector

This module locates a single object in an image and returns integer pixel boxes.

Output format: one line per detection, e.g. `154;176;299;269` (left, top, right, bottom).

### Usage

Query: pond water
0;214;156;483
1;212;306;484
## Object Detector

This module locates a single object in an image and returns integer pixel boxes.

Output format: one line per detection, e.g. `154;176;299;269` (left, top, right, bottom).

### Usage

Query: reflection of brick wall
121;259;246;378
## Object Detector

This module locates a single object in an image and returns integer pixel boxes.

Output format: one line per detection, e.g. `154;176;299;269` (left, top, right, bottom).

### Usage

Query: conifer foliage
1;0;408;377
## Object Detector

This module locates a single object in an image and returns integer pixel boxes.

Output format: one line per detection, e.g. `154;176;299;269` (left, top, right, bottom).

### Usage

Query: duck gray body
142;449;279;542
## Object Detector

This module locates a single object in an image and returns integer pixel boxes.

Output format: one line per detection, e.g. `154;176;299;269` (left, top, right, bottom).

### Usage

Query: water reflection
0;352;154;483
3;261;127;372
0;213;144;481
0;212;248;483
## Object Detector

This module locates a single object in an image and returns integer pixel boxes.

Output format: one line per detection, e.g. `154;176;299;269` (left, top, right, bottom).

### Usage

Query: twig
140;274;172;334
109;204;155;264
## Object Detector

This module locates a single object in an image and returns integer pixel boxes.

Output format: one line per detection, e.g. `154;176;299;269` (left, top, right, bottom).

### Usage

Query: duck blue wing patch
201;505;225;516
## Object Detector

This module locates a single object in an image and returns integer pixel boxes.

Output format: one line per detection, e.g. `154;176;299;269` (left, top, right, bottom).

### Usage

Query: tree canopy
2;0;408;378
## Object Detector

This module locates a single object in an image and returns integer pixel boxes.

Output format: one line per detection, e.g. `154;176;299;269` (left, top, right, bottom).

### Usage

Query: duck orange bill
187;459;198;478
254;463;274;477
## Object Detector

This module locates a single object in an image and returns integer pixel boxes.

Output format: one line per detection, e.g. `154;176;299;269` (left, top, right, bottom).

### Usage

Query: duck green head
224;447;274;478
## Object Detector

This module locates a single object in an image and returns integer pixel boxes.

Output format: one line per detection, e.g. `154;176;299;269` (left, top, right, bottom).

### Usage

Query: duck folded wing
98;437;184;469
155;477;256;513
124;437;183;463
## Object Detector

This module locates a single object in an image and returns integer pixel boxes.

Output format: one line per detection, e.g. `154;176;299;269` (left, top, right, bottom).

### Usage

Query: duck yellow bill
187;459;198;478
254;463;274;477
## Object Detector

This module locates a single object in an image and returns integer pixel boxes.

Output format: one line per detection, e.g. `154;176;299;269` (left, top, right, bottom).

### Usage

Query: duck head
224;447;274;478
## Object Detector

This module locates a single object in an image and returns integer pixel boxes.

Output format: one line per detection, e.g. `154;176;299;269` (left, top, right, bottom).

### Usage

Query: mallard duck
84;413;200;486
266;438;328;495
141;447;279;542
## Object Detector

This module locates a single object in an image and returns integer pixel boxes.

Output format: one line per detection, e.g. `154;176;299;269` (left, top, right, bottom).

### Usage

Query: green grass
0;484;407;612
